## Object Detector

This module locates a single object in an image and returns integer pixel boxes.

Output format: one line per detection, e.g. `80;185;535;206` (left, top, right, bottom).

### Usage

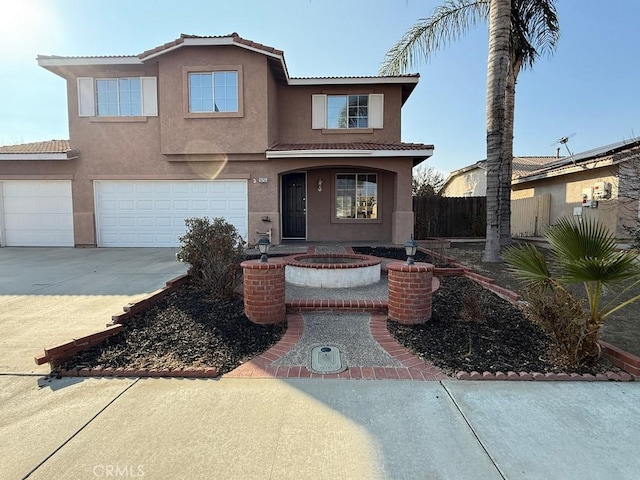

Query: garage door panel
95;181;247;247
2;181;74;247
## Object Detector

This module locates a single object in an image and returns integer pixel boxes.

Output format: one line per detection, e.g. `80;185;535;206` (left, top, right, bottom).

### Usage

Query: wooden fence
413;196;486;238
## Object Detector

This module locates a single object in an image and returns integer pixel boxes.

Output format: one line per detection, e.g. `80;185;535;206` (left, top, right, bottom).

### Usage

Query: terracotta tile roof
269;142;434;151
139;33;283;60
0;139;71;154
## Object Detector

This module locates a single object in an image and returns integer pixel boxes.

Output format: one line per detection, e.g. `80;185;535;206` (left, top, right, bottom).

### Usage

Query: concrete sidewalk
2;376;639;479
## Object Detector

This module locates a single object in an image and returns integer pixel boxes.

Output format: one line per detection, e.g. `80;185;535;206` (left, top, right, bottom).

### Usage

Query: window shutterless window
188;71;238;113
336;174;378;219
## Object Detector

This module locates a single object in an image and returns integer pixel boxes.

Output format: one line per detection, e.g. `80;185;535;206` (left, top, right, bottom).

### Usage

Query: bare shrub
460;292;486;322
521;281;600;367
176;217;246;298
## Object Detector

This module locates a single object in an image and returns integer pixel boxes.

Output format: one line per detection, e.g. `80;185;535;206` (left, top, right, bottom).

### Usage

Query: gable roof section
37;33;419;99
441;156;557;191
0;140;77;160
513;138;640;184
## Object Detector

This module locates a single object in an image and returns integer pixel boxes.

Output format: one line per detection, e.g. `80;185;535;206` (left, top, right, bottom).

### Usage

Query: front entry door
282;173;306;238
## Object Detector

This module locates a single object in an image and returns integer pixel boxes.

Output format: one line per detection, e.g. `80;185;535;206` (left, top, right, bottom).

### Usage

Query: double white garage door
0;180;247;247
94;180;248;247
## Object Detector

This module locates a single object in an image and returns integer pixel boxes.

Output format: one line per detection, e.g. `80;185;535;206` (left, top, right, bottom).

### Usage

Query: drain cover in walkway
310;346;345;374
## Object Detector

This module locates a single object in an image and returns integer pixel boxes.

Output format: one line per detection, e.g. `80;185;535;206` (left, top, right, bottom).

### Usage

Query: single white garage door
94;180;248;247
1;180;74;247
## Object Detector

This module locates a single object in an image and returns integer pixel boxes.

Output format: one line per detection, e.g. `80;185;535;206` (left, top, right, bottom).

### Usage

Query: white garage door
1;180;74;247
94;180;248;247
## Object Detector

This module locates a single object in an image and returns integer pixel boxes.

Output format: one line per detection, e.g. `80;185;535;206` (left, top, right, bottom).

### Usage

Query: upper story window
327;95;368;128
189;71;238;113
77;76;157;118
312;94;383;130
96;78;141;116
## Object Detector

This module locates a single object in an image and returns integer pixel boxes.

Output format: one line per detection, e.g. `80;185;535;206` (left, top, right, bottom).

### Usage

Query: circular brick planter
240;259;286;324
387;262;434;324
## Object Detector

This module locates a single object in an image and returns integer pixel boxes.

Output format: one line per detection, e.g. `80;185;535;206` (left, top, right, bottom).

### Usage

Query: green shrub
504;217;640;367
176;217;246;298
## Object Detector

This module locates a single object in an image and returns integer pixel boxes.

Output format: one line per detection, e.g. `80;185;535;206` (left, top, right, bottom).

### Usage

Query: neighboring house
440;156;558;197
512;138;640;239
0;33;433;247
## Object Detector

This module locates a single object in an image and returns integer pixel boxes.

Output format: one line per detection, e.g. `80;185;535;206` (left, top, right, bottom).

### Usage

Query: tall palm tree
484;0;511;261
381;0;559;260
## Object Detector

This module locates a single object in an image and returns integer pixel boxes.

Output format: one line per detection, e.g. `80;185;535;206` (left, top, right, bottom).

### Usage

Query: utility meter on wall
581;187;593;207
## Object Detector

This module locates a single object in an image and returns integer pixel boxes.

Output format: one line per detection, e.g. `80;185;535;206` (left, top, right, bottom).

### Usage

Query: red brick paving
223;312;449;381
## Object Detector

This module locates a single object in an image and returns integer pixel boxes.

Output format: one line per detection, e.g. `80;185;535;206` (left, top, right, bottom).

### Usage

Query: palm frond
560;252;640;285
503;243;551;286
379;0;489;75
546;217;618;263
511;0;560;70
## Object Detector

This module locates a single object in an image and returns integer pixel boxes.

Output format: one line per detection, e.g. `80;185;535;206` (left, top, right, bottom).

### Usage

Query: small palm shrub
176;217;246;298
504;217;640;367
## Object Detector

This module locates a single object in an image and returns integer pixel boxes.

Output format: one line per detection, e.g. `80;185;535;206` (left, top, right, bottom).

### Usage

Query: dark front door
282;173;306;238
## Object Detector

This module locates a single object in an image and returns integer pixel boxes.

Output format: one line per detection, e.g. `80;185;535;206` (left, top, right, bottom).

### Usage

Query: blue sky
1;0;639;176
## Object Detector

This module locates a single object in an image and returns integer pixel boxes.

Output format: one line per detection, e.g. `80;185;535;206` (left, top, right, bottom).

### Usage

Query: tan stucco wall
157;46;270;155
277;84;402;144
441;168;486;197
512;166;627;236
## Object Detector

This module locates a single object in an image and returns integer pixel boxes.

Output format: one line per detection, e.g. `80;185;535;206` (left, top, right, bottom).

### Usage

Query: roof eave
0;153;71;161
266;148;433;159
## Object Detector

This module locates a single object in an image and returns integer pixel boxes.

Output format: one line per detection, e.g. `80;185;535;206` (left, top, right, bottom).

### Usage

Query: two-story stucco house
0;33;433;247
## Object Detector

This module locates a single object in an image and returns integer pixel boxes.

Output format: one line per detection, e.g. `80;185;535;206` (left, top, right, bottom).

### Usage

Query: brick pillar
240;259;286;324
387;262;434;324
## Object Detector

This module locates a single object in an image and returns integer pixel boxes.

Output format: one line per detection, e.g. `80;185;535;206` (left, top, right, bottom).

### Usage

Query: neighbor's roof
514;138;640;184
441;155;558;191
37;33;420;100
0;140;77;160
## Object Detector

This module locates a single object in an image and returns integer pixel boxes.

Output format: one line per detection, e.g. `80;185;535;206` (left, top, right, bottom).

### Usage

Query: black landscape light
258;235;270;263
404;235;417;265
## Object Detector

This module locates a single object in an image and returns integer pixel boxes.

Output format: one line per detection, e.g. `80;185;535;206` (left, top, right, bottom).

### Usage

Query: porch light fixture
258;235;271;263
317;179;323;192
404;235;418;265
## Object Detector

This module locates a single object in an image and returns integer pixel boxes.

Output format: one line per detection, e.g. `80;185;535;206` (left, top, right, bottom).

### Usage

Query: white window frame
77;76;157;118
334;173;379;221
183;65;244;118
188;71;238;113
312;94;383;130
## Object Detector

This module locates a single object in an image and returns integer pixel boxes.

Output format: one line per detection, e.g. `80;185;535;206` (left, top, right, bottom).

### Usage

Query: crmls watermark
93;465;145;477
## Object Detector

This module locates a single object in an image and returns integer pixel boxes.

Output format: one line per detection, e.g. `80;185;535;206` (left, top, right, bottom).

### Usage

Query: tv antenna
551;133;576;156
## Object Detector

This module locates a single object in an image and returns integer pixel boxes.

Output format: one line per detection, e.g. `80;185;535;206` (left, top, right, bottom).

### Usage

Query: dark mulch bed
59;247;618;376
59;282;286;375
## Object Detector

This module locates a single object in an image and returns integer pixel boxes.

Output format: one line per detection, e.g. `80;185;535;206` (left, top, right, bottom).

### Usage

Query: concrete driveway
0;247;187;374
1;247;639;479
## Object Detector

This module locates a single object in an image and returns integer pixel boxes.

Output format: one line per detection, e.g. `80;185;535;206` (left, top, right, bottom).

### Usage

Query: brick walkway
224;313;450;381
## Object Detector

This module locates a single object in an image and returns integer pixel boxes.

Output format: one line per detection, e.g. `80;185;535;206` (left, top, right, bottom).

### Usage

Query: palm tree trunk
483;0;511;262
499;62;519;246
